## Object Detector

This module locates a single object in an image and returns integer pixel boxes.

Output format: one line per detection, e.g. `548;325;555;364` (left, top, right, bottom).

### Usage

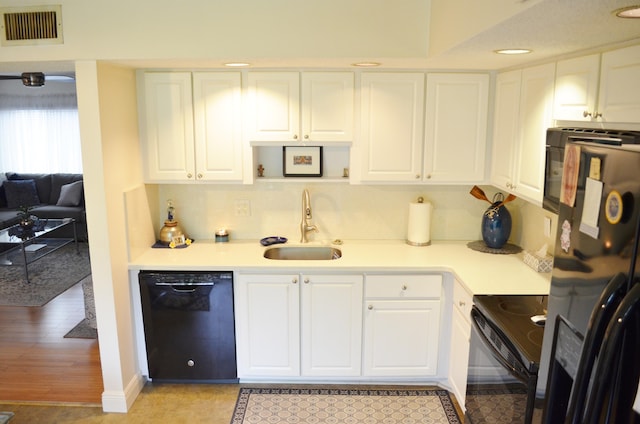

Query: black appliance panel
466;295;547;424
543;127;640;214
139;271;237;382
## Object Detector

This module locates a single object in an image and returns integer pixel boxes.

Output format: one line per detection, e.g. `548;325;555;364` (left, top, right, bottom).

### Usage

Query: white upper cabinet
193;72;243;181
553;54;601;121
553;45;640;124
424;73;489;183
491;63;555;205
247;72;354;144
139;71;243;182
359;72;425;182
490;70;521;193
140;72;195;182
515;63;555;203
598;44;640;124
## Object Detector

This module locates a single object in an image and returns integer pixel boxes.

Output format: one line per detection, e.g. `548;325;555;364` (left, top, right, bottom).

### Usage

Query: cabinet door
192;72;243;181
301;72;354;143
513;63;555;204
235;274;300;377
424;73;489;183
301;274;363;376
247;72;300;142
553;54;600;121
598;45;640;124
140;72;195;181
359;73;425;182
490;70;521;192
363;299;440;376
448;280;473;408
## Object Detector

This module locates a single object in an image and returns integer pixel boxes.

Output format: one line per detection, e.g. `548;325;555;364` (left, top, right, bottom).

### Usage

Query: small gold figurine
257;164;265;177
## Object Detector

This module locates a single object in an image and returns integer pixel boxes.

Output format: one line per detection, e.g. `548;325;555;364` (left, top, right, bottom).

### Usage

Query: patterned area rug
0;242;90;307
64;318;97;339
231;387;461;424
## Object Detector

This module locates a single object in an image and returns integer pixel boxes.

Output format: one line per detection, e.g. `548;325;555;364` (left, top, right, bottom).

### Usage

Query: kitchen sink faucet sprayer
300;189;319;243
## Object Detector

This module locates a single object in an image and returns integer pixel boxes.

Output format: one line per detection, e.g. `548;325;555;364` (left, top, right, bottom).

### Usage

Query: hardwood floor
0;281;103;404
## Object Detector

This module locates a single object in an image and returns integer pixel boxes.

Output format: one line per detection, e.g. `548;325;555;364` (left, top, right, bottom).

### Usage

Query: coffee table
0;218;78;283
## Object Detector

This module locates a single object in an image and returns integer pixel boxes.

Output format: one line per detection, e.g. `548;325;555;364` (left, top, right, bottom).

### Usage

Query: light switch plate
544;216;552;238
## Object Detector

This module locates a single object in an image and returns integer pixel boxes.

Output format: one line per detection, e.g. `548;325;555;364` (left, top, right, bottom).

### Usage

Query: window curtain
0;92;82;173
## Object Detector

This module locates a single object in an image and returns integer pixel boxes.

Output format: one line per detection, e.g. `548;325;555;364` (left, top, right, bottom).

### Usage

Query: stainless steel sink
263;246;342;260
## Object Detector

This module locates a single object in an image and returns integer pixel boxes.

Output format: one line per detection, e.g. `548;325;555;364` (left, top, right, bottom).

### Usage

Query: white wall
154;182;555;252
0;0;430;65
76;61;145;412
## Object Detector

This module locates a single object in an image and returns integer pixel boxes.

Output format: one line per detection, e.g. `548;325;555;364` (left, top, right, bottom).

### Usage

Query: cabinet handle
293;134;298;140
595;112;603;119
459;301;466;307
415;174;420;179
292;278;298;284
402;285;407;291
368;305;373;310
304;134;309;140
426;174;431;179
187;359;195;367
187;173;193;179
304;278;310;284
197;173;203;179
583;110;592;118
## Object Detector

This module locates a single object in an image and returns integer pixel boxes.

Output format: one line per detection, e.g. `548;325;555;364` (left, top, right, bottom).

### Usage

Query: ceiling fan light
21;72;45;87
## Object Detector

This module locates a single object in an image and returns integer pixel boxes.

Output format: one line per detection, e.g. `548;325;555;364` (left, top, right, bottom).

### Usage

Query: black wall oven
544;127;640;214
465;295;547;424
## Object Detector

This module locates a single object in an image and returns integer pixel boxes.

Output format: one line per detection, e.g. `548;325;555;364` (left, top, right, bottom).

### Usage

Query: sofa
0;172;87;241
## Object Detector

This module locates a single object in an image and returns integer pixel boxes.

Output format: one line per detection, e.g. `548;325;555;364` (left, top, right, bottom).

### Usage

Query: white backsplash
153;183;557;252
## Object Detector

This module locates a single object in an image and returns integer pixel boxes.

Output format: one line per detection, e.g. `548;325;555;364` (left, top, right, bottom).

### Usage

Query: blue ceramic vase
481;201;512;249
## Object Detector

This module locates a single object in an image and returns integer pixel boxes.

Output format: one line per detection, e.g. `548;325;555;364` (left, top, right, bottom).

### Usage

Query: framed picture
283;146;323;177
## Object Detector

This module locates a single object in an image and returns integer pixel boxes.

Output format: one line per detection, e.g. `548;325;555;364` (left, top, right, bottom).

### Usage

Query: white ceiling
424;0;640;69
0;0;639;74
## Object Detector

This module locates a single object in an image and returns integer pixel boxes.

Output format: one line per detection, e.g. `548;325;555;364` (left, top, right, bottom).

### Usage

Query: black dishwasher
139;271;237;382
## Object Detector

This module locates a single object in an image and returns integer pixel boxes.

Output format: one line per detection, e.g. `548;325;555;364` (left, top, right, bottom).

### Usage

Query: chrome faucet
300;189;319;243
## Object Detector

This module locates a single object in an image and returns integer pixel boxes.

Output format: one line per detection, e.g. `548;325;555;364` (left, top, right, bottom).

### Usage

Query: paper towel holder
406;196;432;247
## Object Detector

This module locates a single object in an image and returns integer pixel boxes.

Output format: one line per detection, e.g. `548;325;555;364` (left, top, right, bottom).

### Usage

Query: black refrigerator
538;136;640;422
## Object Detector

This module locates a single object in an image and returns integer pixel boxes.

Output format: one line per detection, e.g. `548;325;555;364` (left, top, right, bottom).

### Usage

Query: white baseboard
101;373;146;413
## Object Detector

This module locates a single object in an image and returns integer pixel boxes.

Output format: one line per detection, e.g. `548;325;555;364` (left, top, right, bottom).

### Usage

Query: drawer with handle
365;274;442;299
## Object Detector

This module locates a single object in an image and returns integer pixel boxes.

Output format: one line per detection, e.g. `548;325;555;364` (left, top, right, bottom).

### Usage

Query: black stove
473;295;547;373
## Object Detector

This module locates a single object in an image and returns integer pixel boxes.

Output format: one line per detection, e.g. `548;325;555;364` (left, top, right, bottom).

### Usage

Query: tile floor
0;383;240;423
0;383;472;423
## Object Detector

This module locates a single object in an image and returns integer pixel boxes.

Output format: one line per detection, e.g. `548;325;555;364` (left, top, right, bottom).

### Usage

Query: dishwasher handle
155;281;214;293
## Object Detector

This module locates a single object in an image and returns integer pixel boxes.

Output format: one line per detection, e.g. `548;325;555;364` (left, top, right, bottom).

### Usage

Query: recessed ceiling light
494;49;532;55
352;62;382;67
224;62;251;67
614;5;640;18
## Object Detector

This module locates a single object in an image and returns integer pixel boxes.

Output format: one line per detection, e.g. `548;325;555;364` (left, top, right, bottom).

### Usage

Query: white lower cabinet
235;273;362;378
235;274;300;377
236;272;444;380
301;274;363;376
448;279;473;408
363;274;442;377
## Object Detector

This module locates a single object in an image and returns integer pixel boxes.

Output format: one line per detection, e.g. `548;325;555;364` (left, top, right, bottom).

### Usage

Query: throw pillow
4;179;40;209
56;180;84;206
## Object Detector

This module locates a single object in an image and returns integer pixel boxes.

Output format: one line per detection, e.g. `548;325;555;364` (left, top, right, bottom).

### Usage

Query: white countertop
128;239;551;296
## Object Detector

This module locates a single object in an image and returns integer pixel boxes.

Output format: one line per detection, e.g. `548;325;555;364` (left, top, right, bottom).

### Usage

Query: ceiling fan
0;72;75;87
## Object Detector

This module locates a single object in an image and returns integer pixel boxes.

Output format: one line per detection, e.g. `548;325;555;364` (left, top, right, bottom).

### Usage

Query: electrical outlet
235;199;251;217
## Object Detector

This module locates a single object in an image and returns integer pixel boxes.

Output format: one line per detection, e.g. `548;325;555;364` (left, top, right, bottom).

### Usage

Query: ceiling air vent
1;5;63;47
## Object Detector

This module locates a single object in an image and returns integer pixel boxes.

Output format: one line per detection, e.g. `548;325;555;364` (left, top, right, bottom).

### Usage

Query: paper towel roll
407;200;432;246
